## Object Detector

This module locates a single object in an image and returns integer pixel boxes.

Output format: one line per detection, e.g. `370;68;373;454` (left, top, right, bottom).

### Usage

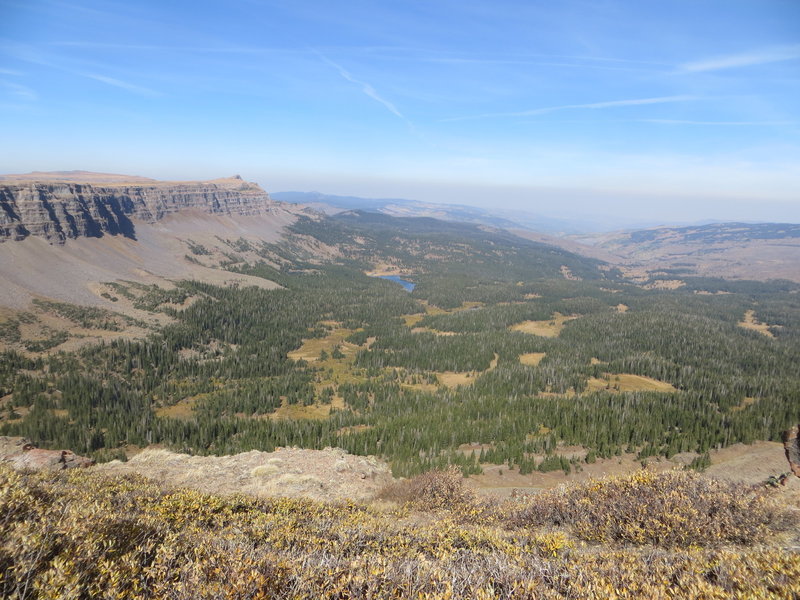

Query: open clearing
519;352;546;366
467;441;796;495
287;323;356;362
738;309;775;338
400;353;499;392
269;395;346;421
402;300;484;330
155;396;198;419
586;373;677;393
509;312;577;337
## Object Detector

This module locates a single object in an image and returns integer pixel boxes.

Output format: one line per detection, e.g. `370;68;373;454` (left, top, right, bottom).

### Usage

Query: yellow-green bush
510;469;793;547
1;464;798;600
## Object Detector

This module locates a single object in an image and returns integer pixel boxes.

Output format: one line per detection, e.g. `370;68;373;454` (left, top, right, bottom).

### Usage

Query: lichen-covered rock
0;176;277;244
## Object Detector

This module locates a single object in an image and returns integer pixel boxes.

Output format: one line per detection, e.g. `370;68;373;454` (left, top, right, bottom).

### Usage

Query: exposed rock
96;446;395;502
0;436;94;470
0;175;278;244
784;425;800;478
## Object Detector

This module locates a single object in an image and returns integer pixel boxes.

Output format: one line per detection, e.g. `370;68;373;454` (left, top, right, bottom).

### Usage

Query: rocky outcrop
97;446;395;502
0;436;94;470
784;425;800;478
0;175;278;244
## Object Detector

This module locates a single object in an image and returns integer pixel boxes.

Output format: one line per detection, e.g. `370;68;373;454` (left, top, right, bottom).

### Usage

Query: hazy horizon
1;0;798;223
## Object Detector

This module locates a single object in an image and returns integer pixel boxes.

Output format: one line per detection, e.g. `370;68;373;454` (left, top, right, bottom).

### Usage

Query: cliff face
0;175;277;243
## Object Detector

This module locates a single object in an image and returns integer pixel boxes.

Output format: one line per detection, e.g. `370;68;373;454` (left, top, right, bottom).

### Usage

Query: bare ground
97;446;394;502
468;441;799;497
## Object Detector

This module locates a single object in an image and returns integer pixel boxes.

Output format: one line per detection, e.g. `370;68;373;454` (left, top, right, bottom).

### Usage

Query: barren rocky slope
0;173;278;243
0;436;394;502
96;446;394;502
0;172;309;313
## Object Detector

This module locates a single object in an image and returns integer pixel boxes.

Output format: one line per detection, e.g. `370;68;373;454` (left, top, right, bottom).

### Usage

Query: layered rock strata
0;175;277;243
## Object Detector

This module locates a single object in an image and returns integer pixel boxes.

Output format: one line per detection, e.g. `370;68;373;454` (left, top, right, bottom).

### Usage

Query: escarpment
0;175;277;243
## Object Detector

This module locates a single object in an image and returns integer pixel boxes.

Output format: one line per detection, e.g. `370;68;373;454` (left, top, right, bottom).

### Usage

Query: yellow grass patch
519;352;546;366
403;313;425;327
336;424;374;435
288;326;357;362
731;396;759;412
400;354;499;391
738;310;775;338
269;396;345;421
509;313;577;337
586;373;677;393
155;396;198;419
400;300;485;331
437;353;499;389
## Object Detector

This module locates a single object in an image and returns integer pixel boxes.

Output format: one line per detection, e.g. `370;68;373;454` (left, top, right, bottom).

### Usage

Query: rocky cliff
0;174;277;243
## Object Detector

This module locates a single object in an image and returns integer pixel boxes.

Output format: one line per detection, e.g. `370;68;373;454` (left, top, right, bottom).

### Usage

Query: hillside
274;192;800;283
0;172;798;493
574;222;800;283
272;190;610;234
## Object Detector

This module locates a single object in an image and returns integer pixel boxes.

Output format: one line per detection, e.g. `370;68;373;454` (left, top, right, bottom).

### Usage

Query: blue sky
1;0;799;224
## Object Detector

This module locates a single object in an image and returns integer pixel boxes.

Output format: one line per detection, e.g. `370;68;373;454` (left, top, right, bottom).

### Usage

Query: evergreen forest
1;212;799;476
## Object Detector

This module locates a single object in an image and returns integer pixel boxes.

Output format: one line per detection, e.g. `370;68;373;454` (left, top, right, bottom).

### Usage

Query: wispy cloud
317;53;404;119
641;119;798;126
1;43;162;97
0;80;37;101
681;45;800;72
79;72;161;97
444;96;696;122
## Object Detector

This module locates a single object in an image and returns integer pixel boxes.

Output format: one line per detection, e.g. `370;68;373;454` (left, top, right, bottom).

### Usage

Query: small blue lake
375;275;415;292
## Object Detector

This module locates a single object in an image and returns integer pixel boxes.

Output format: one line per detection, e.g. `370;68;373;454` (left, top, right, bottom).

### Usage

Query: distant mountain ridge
0;173;278;244
596;222;800;247
575;222;800;283
271;191;599;234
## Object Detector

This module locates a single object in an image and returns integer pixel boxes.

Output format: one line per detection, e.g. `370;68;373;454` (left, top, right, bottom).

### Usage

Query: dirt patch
586;373;677;393
739;310;775;338
509;313;577;337
519;352;546;366
96;446;394;502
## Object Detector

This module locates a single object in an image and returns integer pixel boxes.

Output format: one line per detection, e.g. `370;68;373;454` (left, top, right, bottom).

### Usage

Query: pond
375;275;415;292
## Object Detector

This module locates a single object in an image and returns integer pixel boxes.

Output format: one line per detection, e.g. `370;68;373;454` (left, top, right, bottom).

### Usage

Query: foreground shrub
378;466;476;511
1;465;798;599
510;469;792;547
